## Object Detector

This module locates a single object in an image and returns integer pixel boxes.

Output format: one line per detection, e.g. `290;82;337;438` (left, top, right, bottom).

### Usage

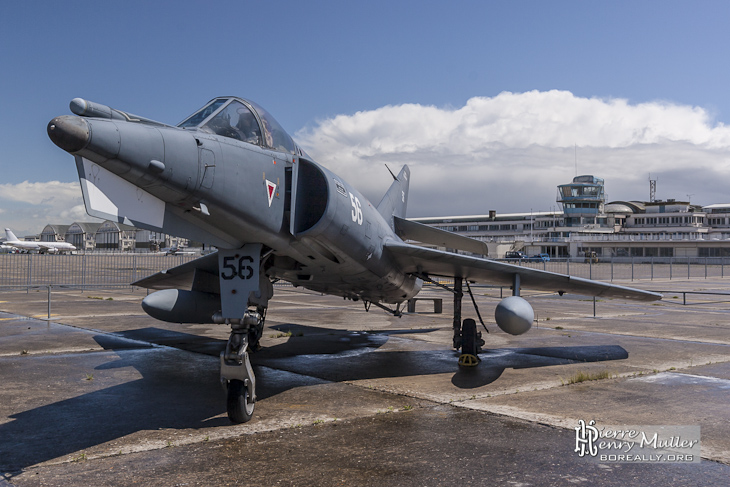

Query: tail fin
376;165;410;228
5;228;19;242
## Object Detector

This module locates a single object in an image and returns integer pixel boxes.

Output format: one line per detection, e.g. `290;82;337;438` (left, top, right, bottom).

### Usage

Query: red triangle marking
266;180;277;207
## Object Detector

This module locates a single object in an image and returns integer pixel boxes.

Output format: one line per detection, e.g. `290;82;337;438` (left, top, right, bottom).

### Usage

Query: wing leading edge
384;240;662;302
133;253;219;292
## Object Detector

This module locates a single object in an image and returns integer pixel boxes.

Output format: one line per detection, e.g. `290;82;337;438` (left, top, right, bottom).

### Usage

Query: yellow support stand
458;354;479;367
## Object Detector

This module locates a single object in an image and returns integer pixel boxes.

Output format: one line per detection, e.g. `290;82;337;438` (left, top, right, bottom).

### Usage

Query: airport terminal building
7;175;730;259
414;175;730;260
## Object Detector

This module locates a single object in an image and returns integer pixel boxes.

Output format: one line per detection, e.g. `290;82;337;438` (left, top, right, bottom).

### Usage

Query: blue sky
2;1;730;234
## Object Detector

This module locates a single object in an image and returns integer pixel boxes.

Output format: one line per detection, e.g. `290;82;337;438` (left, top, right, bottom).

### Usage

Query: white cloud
296;90;730;216
0;180;83;205
0;181;103;236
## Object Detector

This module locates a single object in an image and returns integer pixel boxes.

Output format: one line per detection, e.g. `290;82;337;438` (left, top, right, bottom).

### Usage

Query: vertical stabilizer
5;228;19;242
376;165;410;228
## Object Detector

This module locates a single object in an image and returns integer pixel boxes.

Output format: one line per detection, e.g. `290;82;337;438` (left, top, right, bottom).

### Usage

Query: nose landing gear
220;310;261;423
216;245;273;424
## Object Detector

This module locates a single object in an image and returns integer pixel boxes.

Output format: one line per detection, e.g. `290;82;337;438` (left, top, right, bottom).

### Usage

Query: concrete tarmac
1;278;730;485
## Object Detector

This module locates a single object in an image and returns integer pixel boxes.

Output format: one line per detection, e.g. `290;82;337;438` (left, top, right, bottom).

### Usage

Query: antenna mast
648;174;657;202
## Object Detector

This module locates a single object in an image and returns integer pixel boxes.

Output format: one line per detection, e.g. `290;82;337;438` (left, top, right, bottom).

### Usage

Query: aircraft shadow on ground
0;324;627;476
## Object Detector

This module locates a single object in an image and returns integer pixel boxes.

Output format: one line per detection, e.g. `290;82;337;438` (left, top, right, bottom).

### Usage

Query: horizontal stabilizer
383;240;661;302
394;216;488;256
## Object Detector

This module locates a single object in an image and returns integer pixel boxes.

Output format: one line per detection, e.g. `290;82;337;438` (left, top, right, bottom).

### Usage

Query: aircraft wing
383;240;661;301
133;253;219;292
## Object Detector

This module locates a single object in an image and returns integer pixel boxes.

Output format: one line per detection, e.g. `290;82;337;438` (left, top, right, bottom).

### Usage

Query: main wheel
458;319;480;367
461;318;478;356
227;379;255;423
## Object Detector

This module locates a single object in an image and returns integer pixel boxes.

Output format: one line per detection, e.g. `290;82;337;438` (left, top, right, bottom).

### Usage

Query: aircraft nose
47;115;90;153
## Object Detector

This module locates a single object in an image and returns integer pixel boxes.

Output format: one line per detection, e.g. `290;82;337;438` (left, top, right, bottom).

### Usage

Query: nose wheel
227;379;255;423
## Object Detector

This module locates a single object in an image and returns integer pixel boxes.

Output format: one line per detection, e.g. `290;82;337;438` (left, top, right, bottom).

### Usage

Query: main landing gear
415;274;487;367
450;273;534;364
451;278;486;367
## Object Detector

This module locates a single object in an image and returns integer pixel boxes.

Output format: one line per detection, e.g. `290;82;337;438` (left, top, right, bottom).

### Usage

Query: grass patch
72;452;87;463
270;330;303;338
270;331;293;338
562;370;612;385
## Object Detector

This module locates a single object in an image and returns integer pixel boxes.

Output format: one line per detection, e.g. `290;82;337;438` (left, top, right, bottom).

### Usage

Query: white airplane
3;228;76;253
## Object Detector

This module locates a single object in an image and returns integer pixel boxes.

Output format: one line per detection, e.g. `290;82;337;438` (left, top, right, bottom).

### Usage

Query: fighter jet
4;228;76;253
48;97;661;423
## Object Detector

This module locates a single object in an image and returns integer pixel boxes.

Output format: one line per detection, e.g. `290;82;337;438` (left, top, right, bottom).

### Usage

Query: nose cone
47;115;90;153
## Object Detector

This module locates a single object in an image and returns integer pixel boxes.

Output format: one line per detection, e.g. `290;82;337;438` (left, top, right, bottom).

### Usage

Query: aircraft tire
461;319;477;356
227;379;254;423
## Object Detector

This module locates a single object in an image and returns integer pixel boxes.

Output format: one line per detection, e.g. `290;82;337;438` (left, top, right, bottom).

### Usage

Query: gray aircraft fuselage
48;97;422;305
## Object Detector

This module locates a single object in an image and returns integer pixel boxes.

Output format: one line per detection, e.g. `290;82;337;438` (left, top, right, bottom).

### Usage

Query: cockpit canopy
178;97;298;155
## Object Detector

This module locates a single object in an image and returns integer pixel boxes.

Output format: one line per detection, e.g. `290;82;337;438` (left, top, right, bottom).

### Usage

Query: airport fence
0;253;200;290
1;254;730;291
502;256;730;282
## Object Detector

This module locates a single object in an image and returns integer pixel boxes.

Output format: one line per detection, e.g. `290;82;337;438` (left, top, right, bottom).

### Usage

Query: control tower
557;175;605;225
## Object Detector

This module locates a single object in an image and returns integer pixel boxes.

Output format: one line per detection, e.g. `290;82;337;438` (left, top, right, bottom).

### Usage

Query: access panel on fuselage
216;141;288;236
